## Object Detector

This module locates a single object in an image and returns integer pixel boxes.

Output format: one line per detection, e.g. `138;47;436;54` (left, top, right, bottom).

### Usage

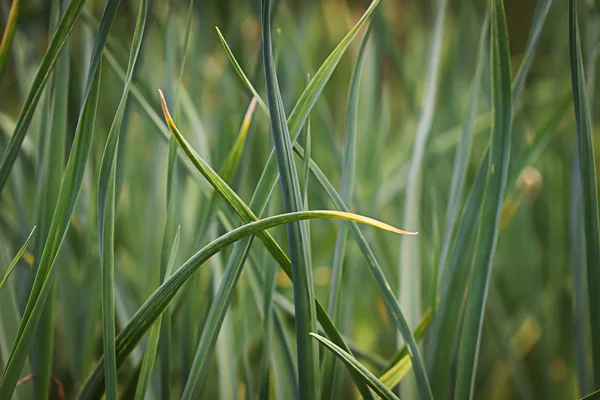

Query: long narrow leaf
77;209;415;399
398;0;447;336
216;26;269;115
0;0;19;80
0;226;35;294
193;97;257;246
156;90;384;400
437;13;488;283
427;0;554;396
0;1;122;394
218;7;432;398
292;143;433;400
426;13;489;396
0;0;88;194
310;333;399;400
97;2;146;397
180;99;258;398
0;60;102;399
134;227;180;400
218;0;380;216
109;4;422;398
104;46;373;397
453;1;512;398
99;139;118;400
582;388;600;400
511;0;553;104
323;24;372;400
570;0;600;389
157;2;195;397
31;2;71;396
261;0;319;397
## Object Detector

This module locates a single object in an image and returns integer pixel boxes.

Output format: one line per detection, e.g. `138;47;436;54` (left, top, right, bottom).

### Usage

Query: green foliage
570;0;600;392
0;0;592;399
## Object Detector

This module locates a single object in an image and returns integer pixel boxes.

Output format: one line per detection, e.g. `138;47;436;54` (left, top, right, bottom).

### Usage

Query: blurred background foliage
0;0;595;399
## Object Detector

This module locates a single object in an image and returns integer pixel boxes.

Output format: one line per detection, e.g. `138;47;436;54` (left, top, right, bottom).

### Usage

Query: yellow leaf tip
158;89;172;122
393;229;418;235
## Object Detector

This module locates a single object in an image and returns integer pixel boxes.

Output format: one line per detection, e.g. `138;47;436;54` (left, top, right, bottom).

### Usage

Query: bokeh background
0;0;594;399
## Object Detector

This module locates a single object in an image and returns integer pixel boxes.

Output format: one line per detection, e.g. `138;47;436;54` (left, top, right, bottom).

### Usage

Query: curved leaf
310;333;399;400
78;209;414;399
0;226;35;294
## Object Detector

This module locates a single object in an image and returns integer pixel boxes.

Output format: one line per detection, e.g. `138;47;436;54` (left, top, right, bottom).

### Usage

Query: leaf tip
392;229;418;235
158;89;173;126
244;97;258;125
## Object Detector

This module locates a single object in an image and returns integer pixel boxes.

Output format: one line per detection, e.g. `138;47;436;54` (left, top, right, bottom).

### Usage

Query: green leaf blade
310;333;399;400
0;0;88;195
398;0;447;334
261;0;319;397
77;209;414;399
134;227;180;400
323;24;373;400
569;0;600;389
97;1;146;397
0;226;35;294
453;1;513;399
0;59;102;400
0;0;20;80
178;98;257;399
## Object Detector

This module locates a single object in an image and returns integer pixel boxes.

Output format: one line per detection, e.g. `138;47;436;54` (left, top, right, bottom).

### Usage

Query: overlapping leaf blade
97;0;146;397
323;24;372;399
0;0;122;395
453;1;512;398
261;0;320;396
77;209;413;399
0;61;102;399
311;333;399;400
398;0;447;337
426;13;489;396
134;227;180;400
427;0;555;396
569;0;600;389
31;2;70;396
180;99;258;398
218;9;432;397
0;0;94;195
